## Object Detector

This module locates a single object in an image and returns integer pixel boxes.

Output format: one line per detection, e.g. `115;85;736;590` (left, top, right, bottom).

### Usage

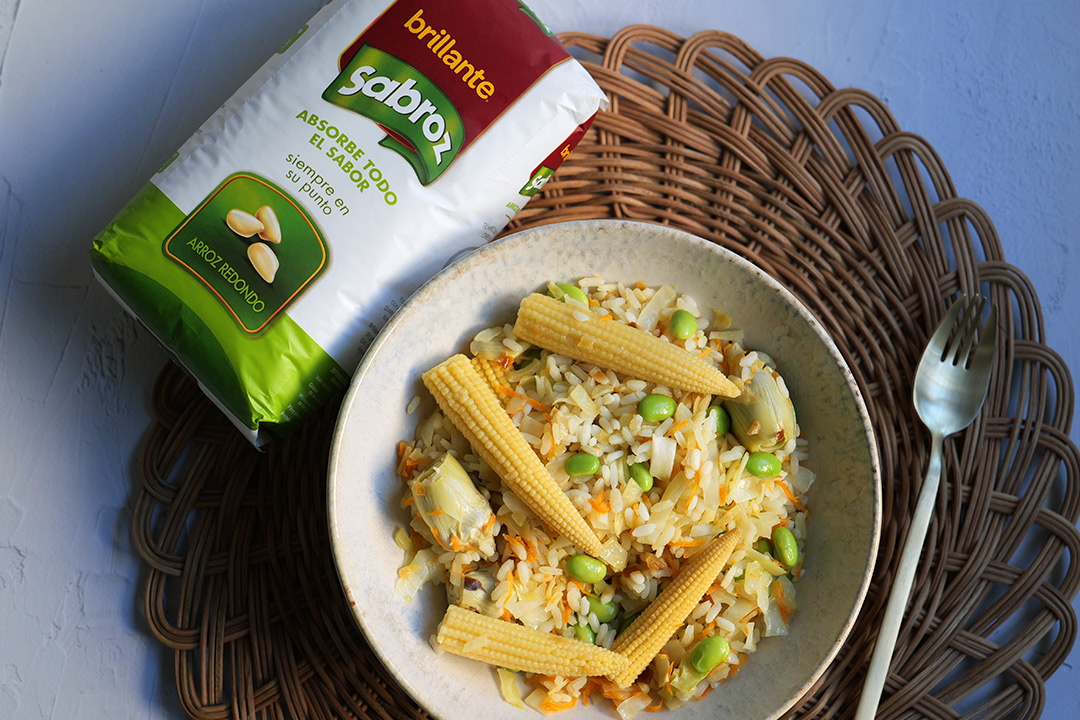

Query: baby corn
608;528;741;687
471;356;511;399
437;605;628;677
514;293;739;397
422;355;605;557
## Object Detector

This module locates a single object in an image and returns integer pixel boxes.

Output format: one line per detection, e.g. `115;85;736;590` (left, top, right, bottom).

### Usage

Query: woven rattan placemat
131;26;1080;720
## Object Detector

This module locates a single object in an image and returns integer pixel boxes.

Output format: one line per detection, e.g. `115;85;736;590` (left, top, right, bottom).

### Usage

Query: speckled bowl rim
328;219;881;720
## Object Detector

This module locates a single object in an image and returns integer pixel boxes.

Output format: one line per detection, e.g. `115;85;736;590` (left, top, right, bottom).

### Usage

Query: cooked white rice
395;278;813;717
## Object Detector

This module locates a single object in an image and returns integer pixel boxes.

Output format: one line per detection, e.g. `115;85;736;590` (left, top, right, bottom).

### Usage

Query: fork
854;294;998;719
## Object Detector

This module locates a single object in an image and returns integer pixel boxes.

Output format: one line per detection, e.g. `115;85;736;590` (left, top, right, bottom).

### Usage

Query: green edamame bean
690;635;731;674
669;309;698;339
638;394;676;422
708;404;731;436
548;282;588;304
754;538;772;555
772;526;799;567
629;462;654;491
586;595;618;623
574;624;596;644
565;453;600;477
746;451;782;477
566;554;606;584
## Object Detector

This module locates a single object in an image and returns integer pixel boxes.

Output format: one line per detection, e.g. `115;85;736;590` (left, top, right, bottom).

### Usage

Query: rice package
90;0;605;446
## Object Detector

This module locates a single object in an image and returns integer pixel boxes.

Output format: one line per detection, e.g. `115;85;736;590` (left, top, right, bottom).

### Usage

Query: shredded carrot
696;685;714;700
502;574;516;608
588;298;600;307
539;697;578;712
495;384;551;411
400;496;415;507
718;483;729;506
589;489;612;514
580;678;599;705
410;481;426;497
669;538;707;548
428;508;445;517
505;534;537;562
497;353;514;370
502;608;513;622
524;540;538;563
666;418;690;438
696;338;721;358
776;480;807;512
740;607;760;624
717;343;734;374
481;514;496;533
397;441;407;459
398;453;430;482
562;601;572;623
645;698;665;711
686;474;702;506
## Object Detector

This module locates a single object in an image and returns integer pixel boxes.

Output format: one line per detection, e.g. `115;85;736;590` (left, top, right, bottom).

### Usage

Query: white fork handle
855;433;944;719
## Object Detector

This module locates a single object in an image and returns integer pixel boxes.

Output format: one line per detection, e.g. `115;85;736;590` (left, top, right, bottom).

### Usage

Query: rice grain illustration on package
90;0;605;446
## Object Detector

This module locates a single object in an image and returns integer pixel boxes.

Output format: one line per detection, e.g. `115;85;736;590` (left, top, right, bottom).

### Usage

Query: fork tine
927;295;966;358
951;295;986;367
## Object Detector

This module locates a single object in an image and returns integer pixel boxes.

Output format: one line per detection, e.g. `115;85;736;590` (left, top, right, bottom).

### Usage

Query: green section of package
90;182;346;438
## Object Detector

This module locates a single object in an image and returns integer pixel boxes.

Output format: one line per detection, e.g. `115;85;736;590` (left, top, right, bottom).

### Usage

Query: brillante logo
323;42;464;185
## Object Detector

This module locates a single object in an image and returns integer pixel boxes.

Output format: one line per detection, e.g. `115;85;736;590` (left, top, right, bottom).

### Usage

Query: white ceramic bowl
328;219;881;720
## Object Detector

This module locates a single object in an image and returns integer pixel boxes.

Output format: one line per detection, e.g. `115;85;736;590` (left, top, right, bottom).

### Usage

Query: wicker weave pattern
130;26;1080;719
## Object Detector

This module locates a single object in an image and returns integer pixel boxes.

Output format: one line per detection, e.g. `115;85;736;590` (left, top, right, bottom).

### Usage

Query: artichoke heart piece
724;360;797;453
447;565;501;617
413;453;497;558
